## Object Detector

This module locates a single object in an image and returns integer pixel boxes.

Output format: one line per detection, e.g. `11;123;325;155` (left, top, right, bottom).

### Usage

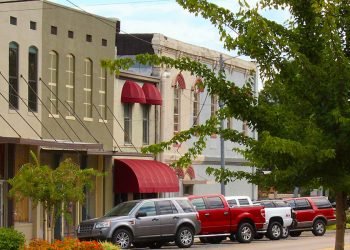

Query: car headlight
95;221;110;229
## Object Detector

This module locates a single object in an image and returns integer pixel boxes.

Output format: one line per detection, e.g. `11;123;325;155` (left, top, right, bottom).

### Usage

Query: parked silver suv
77;197;201;249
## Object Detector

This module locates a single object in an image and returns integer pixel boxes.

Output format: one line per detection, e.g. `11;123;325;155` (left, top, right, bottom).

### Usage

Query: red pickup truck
188;194;268;243
284;196;336;237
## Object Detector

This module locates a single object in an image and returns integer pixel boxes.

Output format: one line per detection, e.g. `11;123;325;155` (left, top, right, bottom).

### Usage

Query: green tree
8;151;101;242
104;1;350;249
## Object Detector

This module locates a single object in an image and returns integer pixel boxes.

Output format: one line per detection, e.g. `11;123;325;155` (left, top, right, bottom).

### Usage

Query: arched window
28;46;38;112
173;85;180;134
66;54;75;116
83;58;93;119
49;51;58;115
99;67;107;120
9;42;19;110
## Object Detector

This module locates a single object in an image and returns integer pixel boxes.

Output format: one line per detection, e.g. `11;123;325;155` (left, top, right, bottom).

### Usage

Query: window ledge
66;116;76;120
49;114;59;119
83;117;93;122
99;119;107;123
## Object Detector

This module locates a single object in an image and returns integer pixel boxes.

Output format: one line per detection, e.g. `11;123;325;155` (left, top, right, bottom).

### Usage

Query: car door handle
224;211;229;215
173;216;179;220
152;218;159;221
204;213;210;216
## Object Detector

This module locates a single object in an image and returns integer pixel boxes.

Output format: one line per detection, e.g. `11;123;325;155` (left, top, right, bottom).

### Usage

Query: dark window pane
9;42;19;110
138;201;156;216
10;16;17;25
86;34;92;42
30;21;36;30
68;30;74;38
51;26;57;35
176;200;195;213
102;39;107;46
28;47;38;112
238;199;250;206
285;200;296;208
227;199;237;207
157;200;176;215
142;105;149;144
207;197;224;209
191;198;206;211
310;197;332;209
295;199;312;210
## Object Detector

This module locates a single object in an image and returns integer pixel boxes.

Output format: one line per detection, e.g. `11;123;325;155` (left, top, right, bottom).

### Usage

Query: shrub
25;238;105;250
0;227;25;250
100;241;120;250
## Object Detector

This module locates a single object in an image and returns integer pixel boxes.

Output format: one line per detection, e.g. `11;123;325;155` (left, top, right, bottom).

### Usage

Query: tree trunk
335;191;347;250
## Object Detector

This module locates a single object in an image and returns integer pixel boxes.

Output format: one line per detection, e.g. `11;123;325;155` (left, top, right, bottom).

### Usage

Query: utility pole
219;54;226;196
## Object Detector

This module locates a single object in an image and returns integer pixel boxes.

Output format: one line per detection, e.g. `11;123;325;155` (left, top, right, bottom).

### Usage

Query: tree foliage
8;151;102;241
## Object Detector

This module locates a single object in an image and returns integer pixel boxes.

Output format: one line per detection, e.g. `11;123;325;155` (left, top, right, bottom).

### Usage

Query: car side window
261;201;274;208
274;201;289;207
138;201;156;216
176;199;195;213
207;197;225;209
238;199;250;206
157;200;178;215
285;200;296;208
191;198;207;211
227;199;238;207
295;199;312;210
310;197;332;209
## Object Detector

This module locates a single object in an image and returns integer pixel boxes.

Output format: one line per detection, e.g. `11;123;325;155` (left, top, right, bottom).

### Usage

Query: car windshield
104;201;140;217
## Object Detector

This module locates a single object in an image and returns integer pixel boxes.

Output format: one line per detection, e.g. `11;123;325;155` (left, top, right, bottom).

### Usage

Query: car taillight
261;208;265;218
333;208;336;217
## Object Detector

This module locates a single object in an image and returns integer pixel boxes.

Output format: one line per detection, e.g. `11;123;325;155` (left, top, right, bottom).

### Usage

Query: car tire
312;219;326;236
175;226;194;248
281;227;289;239
236;222;254;243
289;231;302;237
266;221;282;240
149;241;163;249
207;236;223;244
111;228;132;249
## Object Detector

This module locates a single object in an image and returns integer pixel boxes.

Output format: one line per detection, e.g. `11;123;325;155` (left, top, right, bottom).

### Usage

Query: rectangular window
28;47;38;112
68;30;74;39
30;21;36;30
86;34;92;42
174;87;180;134
193;92;199;125
9;42;19;110
210;95;217;118
51;26;57;35
102;39;107;46
66;54;75;116
124;104;132;144
99;68;107;120
207;197;225;209
190;198;207;211
49;51;58;114
10;16;17;25
157;200;178;215
84;59;93;118
142;105;149;145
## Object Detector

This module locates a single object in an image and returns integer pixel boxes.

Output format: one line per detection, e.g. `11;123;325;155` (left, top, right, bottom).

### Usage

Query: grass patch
327;224;350;230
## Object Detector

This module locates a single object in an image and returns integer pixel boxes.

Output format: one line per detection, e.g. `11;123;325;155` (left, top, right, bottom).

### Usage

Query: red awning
121;80;146;104
114;159;179;193
142;83;162;105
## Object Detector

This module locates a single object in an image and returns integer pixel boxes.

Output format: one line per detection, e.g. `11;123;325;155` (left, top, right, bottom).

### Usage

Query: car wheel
236;222;254;243
111;228;132;249
207;236;223;244
281;227;289;239
312;219;326;236
175;226;194;248
254;233;264;240
267;221;282;240
289;231;302;237
149;241;163;249
199;237;208;243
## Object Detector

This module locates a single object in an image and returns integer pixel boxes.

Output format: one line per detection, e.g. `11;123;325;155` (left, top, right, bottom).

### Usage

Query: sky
51;0;290;59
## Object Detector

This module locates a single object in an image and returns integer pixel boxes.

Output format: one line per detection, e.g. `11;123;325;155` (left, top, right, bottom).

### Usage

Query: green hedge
0;227;25;250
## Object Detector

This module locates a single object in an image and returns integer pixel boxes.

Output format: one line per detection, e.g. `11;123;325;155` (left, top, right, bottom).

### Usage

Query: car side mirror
136;211;147;218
